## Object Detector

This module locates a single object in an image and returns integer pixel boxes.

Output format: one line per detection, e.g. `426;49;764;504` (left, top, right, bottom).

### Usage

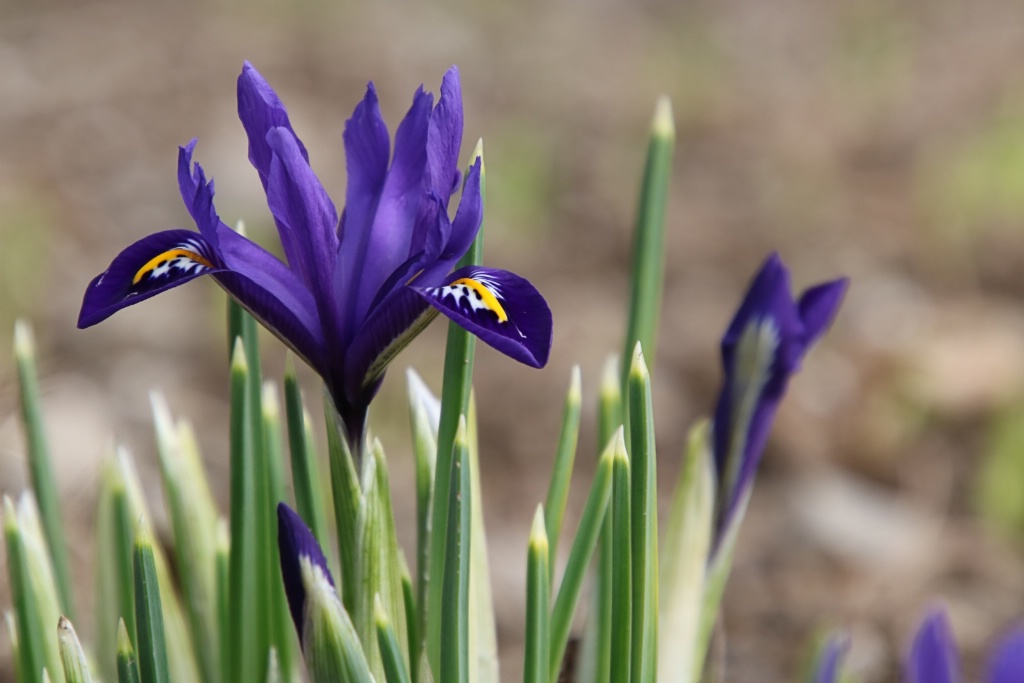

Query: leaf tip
652;96;675;141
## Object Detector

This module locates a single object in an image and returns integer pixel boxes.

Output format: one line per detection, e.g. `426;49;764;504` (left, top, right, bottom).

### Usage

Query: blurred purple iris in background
711;253;847;549
78;63;552;448
906;608;1024;683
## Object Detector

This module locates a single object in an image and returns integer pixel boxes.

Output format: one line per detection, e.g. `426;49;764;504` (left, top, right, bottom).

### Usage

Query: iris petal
350;87;433;326
427;67;464;204
265;126;340;319
237;61;310;187
906;609;960;683
78;229;221;328
987;627;1024;683
413;265;552;368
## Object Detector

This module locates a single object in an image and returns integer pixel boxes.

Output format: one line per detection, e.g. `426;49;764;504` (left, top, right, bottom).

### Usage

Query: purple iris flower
711;253;847;547
78;63;552;446
906;607;1024;683
277;502;334;644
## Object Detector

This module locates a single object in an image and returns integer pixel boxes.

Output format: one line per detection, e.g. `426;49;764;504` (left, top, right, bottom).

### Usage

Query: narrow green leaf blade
151;395;220;683
133;519;170;683
301;555;375;683
4;495;48;683
14;321;75;622
548;436;615;682
466;395;499;683
427;143;484;678
227;338;261;683
324;395;362;614
116;620;141;683
609;435;632;683
438;417;472;683
284;360;330;550
621;98;674;387
355;441;409;682
524;506;550;683
659;421;714;683
543;366;582;584
57;616;92;683
628;344;658;683
376;596;413;683
263;382;298;683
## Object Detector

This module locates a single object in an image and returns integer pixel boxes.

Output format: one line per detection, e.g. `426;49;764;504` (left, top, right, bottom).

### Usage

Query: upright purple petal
987;626;1024;683
237;62;309;188
336;83;391;341
436;158;483;263
265;127;340;325
348;88;433;327
277;503;334;645
427;67;464;204
413;265;552;368
906;609;961;683
78;230;221;327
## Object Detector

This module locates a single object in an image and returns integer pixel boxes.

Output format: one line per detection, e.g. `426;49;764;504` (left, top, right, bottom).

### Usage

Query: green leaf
284;359;330;552
301;555;374;683
576;357;621;683
57;617;93;683
524;506;550;683
4;495;58;683
628;344;658;682
263;382;298;682
658;420;714;683
609;434;632;683
14;320;75;621
227;337;261;683
355;440;409;682
548;435;615;682
406;369;438;682
466;395;499;683
116;619;141;683
543;366;582;585
324;395;362;614
428;143;485;679
376;596;413;683
438;417;472;683
695;489;750;683
151;395;220;683
133;519;170;683
621;98;675;388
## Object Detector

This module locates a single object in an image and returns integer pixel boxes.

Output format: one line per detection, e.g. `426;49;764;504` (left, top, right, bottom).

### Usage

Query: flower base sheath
79;63;553;447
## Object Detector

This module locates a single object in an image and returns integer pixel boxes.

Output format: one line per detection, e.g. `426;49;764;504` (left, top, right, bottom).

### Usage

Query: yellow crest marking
452;277;508;323
133;248;214;285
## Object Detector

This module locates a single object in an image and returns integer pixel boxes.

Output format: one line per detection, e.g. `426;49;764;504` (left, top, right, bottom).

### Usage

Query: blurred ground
3;0;1024;681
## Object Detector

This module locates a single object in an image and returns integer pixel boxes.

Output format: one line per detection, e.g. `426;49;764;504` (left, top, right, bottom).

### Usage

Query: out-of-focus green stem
14;321;75;621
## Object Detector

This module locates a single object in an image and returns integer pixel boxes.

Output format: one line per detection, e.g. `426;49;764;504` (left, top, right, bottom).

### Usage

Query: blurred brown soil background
3;1;1024;681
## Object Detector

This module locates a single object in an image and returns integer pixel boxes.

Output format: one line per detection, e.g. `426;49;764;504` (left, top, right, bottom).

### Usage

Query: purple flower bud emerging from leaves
906;607;1024;683
711;253;847;547
79;63;553;448
277;502;334;644
810;636;849;683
